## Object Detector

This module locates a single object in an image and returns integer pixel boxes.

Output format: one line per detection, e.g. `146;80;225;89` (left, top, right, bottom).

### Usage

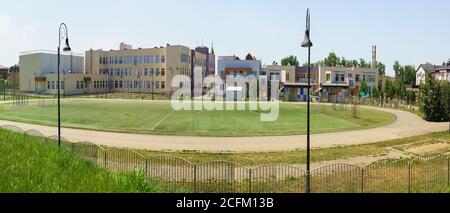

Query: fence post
447;156;449;188
103;149;107;167
361;167;365;193
248;169;252;193
408;161;412;193
145;158;148;178
193;165;197;193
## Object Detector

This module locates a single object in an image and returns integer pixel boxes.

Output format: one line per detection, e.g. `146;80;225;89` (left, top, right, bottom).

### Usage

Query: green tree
420;73;449;122
281;55;299;66
377;62;386;76
393;61;402;79
403;65;416;85
323;52;340;67
359;58;370;68
360;80;368;96
384;79;395;99
371;86;379;98
394;79;406;99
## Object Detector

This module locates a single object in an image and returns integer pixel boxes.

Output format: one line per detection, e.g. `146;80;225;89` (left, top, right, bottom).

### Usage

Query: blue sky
1;0;449;76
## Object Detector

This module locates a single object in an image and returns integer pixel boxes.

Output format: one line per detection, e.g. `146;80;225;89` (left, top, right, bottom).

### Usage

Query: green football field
0;99;396;136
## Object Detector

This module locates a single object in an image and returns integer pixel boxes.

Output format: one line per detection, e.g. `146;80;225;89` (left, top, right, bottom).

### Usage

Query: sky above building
1;0;449;76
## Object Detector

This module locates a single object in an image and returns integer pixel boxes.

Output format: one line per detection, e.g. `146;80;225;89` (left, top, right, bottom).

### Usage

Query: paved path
0;106;448;152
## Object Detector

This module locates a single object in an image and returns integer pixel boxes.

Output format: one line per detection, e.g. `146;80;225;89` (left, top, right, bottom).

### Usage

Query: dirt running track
0;106;448;152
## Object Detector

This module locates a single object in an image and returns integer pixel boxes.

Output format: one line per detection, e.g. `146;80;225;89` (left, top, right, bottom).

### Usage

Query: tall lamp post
57;23;71;148
301;8;313;193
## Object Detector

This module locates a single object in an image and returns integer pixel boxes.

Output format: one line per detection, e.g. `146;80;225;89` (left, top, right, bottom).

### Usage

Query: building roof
0;65;7;69
20;49;84;57
436;64;450;71
418;63;437;73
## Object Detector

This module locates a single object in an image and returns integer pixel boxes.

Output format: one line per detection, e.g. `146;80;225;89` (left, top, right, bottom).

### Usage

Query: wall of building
86;45;192;95
217;59;262;78
19;51;84;92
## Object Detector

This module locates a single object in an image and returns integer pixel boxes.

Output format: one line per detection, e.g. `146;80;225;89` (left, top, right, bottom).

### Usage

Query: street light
301;8;313;193
57;23;71;148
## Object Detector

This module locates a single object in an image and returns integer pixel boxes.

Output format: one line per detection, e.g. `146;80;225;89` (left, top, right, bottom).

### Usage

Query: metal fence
1;125;449;193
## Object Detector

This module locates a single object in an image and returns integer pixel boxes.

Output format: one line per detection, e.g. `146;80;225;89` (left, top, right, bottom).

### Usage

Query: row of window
325;73;376;83
111;80;165;89
99;55;166;65
100;68;166;77
47;81;64;90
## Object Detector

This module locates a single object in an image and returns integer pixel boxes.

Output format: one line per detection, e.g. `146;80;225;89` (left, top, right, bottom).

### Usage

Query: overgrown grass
0;129;171;192
135;131;450;166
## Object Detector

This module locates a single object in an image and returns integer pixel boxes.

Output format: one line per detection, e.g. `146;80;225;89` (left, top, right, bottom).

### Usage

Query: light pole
301;8;313;193
57;23;71;148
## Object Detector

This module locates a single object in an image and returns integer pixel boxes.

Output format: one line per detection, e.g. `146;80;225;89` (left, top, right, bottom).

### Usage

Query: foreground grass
135;131;450;166
0;129;169;192
0;99;395;136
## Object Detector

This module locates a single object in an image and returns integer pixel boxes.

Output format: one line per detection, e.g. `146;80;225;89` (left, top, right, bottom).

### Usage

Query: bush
419;73;450;122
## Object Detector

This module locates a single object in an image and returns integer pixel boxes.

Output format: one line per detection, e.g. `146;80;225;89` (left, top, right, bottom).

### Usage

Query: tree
403;65;416;85
371;86;379;98
393;61;416;85
406;90;416;104
394;79;407;99
377;62;386;76
360;80;368;96
420;73;449;122
323;52;340;67
384;79;395;99
359;58;370;68
281;55;299;66
393;61;402;79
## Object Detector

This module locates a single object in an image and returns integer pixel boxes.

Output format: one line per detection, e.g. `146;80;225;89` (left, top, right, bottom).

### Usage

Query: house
416;60;450;85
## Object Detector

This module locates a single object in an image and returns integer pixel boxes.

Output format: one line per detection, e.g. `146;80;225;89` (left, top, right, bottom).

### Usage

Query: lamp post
301;8;313;193
57;23;71;148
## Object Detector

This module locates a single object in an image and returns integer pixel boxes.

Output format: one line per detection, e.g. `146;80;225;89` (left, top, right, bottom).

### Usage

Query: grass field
0;99;396;136
0;129;170;192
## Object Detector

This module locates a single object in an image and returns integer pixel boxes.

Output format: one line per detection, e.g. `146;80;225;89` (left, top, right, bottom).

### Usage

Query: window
355;74;360;82
80;81;84;89
47;81;50;89
133;56;138;64
155;55;160;63
51;81;55;90
76;81;80;89
119;57;123;64
119;81;123;88
156;81;160;89
61;81;64;90
161;55;166;63
149;55;154;63
161;81;165;89
180;54;190;63
366;74;376;83
161;68;165;76
348;73;353;78
139;56;143;64
156;68;160;76
326;73;331;82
